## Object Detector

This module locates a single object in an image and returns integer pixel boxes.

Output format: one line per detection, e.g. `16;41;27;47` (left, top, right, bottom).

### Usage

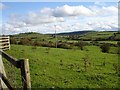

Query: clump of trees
18;38;32;45
90;41;99;46
57;42;73;49
32;40;41;46
75;41;88;50
100;43;110;53
10;35;119;52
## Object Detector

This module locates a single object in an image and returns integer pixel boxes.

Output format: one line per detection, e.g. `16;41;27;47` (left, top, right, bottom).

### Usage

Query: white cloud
90;5;118;16
25;14;64;25
40;5;118;17
2;4;118;34
0;3;6;10
86;16;118;31
43;5;95;17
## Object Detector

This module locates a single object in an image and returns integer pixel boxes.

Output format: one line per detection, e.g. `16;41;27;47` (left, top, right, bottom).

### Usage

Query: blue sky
0;2;118;34
2;2;117;19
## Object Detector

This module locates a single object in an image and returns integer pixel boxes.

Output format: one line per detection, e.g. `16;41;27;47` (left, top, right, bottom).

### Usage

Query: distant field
78;31;117;40
98;41;118;44
4;44;119;88
11;31;119;43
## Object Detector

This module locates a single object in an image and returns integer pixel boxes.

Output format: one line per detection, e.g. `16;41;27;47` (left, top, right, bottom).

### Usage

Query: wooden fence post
8;36;10;50
0;55;7;89
20;59;31;90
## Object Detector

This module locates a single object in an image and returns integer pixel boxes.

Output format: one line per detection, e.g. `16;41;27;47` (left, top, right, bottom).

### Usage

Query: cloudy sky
0;2;118;35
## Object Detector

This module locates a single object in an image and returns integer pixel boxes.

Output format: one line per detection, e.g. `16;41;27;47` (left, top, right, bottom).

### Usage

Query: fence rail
0;50;31;90
0;36;10;50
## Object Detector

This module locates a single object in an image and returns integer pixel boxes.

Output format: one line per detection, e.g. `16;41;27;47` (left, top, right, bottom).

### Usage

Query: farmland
2;31;120;88
4;44;119;88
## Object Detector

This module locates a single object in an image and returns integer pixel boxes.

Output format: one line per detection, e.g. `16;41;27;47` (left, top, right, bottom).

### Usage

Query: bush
91;41;99;46
75;41;87;50
117;41;120;46
18;38;32;45
33;40;41;46
57;43;72;49
100;43;110;53
10;38;17;44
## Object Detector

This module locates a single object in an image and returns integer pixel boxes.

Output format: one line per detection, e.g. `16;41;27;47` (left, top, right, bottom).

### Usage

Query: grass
98;41;118;44
11;31;119;44
3;44;119;88
79;31;117;40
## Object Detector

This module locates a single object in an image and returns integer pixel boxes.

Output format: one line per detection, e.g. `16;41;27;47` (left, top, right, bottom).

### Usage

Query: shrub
57;43;72;49
18;38;32;45
10;38;17;44
91;41;99;46
100;43;110;53
75;41;87;50
33;40;41;46
117;41;120;46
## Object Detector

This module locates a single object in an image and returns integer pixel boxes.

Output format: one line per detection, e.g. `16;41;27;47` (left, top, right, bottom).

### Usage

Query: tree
100;43;110;53
76;41;87;50
19;38;32;45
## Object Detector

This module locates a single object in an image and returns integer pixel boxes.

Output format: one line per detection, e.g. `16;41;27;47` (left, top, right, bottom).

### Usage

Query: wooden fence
0;50;31;90
0;36;10;50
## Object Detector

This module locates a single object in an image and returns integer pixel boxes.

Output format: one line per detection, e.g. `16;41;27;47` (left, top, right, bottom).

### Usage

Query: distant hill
10;32;43;37
52;31;95;36
10;31;118;36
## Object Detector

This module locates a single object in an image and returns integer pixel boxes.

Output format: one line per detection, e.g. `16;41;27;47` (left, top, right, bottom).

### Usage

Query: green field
3;44;119;88
10;31;119;48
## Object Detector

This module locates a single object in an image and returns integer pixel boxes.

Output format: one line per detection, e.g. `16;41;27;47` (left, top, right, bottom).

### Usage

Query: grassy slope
79;31;116;40
4;45;119;88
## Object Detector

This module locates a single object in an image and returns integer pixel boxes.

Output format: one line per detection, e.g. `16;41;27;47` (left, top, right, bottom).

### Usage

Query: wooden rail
0;73;13;90
0;36;10;50
0;50;31;89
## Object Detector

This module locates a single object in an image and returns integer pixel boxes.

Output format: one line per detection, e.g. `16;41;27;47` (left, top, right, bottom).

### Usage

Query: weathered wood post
0;50;31;89
0;54;7;89
19;59;31;90
8;36;10;50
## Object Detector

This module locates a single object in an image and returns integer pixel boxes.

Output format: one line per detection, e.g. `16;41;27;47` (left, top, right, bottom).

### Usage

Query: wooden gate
0;50;31;90
0;36;10;50
0;36;31;89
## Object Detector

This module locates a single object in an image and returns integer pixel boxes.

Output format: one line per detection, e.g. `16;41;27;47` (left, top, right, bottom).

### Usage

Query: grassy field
3;44;119;88
11;31;119;44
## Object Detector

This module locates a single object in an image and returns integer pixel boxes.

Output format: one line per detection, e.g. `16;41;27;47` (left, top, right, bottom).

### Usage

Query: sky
0;1;118;35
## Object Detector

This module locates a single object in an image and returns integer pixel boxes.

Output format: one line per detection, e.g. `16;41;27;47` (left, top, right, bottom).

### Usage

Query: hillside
56;31;94;35
4;45;119;88
2;30;119;88
9;31;119;48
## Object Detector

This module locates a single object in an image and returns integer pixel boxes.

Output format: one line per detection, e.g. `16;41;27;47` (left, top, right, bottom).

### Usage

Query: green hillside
3;45;119;88
2;31;119;88
10;31;119;47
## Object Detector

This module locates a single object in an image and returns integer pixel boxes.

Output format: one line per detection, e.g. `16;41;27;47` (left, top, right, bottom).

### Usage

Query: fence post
8;36;10;50
19;59;31;90
0;55;7;89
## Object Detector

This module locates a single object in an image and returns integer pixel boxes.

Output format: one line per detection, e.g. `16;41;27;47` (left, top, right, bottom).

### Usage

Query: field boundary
0;36;10;50
0;50;31;89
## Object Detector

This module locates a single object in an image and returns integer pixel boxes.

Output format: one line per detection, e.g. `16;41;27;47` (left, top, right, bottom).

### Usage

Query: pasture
4;44;119;88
